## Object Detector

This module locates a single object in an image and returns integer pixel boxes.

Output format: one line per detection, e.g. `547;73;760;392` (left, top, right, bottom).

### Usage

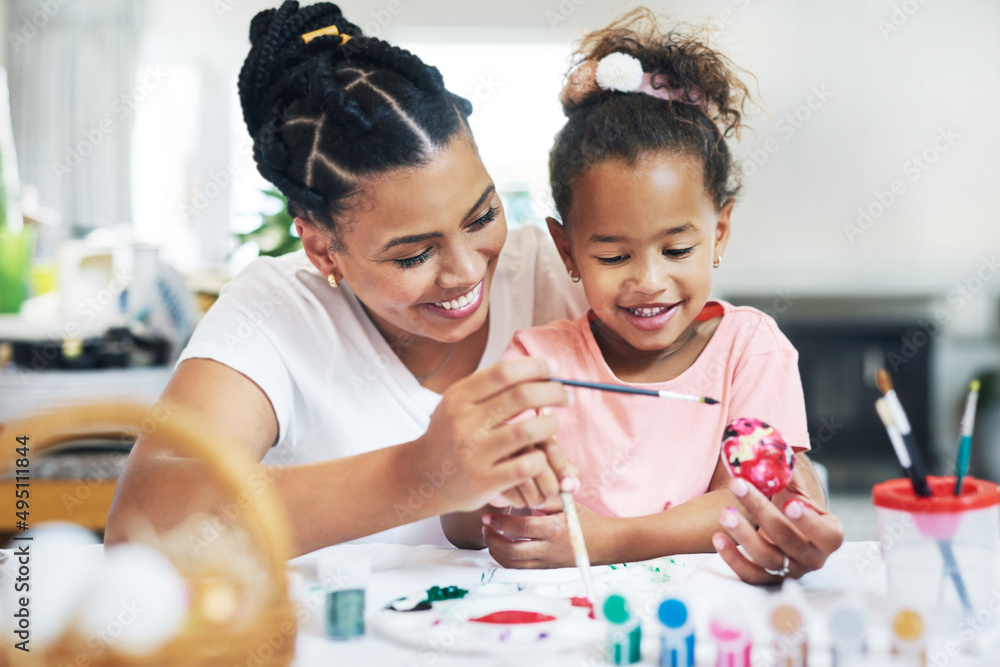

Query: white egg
76;543;189;656
1;522;102;648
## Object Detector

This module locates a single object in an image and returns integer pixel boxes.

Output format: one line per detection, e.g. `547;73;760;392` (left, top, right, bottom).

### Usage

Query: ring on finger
763;553;791;578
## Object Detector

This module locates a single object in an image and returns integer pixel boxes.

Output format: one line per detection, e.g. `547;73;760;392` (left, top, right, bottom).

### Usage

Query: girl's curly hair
551;8;755;219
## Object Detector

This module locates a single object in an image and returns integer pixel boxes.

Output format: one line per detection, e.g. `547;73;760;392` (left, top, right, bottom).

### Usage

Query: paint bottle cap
892;609;925;643
828;602;866;652
769;604;803;636
603;594;631;624
657;598;688;629
317;555;371;592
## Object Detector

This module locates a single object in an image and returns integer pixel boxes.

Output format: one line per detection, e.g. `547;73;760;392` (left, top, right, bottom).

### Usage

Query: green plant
237;189;301;257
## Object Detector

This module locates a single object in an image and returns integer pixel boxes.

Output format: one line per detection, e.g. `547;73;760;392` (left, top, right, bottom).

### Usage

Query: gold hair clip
301;24;352;45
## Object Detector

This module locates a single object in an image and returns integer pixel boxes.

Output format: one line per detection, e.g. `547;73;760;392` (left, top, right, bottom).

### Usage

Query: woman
107;1;842;583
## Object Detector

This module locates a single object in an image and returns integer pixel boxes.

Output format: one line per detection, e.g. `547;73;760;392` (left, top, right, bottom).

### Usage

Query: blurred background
0;0;998;540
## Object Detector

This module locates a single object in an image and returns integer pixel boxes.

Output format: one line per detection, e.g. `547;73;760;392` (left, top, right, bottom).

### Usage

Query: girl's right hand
412;358;570;515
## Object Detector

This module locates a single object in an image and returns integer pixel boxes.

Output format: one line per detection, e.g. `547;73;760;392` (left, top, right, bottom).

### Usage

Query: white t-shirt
176;225;586;547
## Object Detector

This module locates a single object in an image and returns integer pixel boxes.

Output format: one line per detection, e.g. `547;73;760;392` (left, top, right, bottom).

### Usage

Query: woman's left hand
481;501;608;569
712;469;844;584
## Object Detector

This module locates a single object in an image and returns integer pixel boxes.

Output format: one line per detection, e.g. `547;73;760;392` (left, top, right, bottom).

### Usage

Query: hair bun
249;7;280;47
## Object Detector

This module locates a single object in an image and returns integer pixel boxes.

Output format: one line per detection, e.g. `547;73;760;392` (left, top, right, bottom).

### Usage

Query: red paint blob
569;597;596;619
470;611;557;624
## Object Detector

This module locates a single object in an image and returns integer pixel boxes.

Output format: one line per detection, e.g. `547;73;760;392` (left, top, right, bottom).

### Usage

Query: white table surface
285;542;1000;666
2;541;998;665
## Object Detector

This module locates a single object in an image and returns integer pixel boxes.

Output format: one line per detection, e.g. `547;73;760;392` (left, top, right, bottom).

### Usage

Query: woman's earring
713;255;723;269
327;273;339;288
569;271;581;283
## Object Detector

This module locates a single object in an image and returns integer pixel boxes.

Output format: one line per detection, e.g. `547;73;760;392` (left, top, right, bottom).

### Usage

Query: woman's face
299;136;507;347
552;152;731;357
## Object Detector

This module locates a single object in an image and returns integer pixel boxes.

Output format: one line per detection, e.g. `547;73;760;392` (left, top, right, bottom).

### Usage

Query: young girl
443;9;830;571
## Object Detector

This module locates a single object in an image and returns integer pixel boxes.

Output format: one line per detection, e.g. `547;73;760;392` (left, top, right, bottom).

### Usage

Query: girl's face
550;152;732;358
298;136;507;347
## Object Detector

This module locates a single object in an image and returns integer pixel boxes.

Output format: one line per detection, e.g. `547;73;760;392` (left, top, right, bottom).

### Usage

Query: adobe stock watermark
81;600;146;662
52;66;169;181
393;404;510;522
885;254;998;372
708;0;753;43
809;415;843;455
929;589;1000;666
467;73;501;111
545;0;587;29
10;267;132;382
7;0;73;53
740;85;833;179
877;0;931;40
852;511;915;577
180;136;253;222
844;125;958;244
187;434;309;556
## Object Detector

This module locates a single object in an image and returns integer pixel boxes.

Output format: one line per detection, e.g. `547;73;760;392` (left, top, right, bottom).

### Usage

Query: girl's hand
712;468;844;584
412;358;570;515
481;500;610;569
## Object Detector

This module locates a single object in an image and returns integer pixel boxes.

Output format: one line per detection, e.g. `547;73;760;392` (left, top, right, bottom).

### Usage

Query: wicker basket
0;402;297;667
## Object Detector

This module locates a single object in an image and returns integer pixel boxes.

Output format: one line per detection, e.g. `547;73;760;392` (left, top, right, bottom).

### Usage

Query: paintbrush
552;378;719;404
954;380;980;496
874;393;973;612
559;478;597;610
875;369;931;497
875;399;926;499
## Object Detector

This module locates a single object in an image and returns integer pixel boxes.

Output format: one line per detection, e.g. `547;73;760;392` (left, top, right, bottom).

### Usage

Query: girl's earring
327;273;339;288
713;255;723;269
569;270;581;283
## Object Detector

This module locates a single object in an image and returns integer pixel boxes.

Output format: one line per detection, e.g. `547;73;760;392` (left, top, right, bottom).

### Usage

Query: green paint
604;596;641;665
627;624;642;663
603;595;630;624
423;585;468;603
638;562;672;583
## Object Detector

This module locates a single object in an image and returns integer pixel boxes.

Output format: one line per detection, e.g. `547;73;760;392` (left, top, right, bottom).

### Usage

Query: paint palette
721;418;795;495
371;589;597;654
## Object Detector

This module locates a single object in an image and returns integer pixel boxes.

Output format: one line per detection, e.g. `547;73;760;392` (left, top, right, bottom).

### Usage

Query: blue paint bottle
658;598;694;667
604;594;641;664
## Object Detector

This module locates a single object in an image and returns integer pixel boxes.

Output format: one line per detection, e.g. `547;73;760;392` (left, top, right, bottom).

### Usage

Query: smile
620;302;680;331
424;280;486;320
625;306;671;317
433;281;483;310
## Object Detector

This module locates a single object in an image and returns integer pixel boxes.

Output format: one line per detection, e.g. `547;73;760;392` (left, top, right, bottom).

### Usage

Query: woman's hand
481;500;611;569
490;437;581;510
712;456;844;584
412;358;571;516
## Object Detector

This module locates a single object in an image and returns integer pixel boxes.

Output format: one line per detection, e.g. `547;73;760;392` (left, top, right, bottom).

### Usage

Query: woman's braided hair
238;1;473;242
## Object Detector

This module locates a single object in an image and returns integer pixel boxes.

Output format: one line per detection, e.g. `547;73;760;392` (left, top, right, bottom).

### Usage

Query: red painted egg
721;418;795;495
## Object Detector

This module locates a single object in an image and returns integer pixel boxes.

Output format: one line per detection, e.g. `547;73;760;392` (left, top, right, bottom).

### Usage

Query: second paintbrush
551;378;719;404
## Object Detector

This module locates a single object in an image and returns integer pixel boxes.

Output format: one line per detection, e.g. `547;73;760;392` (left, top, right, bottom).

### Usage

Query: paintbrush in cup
874;394;973;612
954;380;980;496
875;369;931;497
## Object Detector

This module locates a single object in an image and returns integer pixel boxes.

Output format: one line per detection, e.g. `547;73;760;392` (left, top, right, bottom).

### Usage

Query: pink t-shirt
501;300;810;519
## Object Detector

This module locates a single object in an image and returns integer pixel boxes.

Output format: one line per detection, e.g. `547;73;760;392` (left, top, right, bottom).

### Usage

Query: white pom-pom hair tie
595;52;644;92
560;51;707;114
